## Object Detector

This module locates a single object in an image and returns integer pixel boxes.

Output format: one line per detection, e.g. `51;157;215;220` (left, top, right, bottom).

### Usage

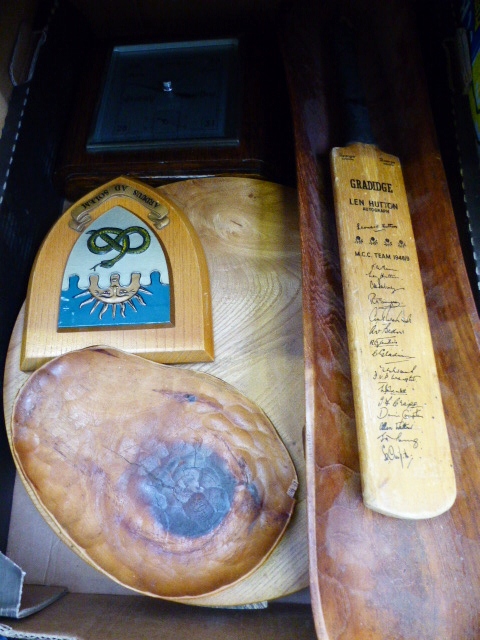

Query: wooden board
20;176;214;371
281;1;480;637
4;177;308;607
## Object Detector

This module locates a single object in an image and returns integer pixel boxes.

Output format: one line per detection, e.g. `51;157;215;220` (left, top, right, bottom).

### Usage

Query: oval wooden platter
281;0;480;638
11;346;298;601
4;178;308;606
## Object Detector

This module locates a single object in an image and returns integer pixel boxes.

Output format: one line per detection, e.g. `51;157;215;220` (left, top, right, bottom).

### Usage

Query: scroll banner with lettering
68;183;169;232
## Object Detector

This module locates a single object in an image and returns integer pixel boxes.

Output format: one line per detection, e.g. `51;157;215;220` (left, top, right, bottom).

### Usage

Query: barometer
54;34;294;200
87;39;241;151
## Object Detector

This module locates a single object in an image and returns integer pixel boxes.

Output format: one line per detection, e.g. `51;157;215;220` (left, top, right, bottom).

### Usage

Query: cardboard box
1;592;316;640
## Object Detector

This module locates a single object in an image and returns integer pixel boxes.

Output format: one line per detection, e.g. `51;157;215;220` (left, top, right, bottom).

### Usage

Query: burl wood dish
10;346;297;600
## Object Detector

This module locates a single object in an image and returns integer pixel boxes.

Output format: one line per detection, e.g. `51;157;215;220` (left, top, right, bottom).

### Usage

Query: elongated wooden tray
281;1;480;637
4;178;308;607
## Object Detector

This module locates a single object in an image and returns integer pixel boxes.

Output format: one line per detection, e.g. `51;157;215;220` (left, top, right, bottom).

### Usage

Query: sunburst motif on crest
74;272;152;320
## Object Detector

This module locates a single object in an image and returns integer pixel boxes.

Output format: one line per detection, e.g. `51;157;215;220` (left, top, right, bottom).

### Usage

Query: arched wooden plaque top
20;176;214;371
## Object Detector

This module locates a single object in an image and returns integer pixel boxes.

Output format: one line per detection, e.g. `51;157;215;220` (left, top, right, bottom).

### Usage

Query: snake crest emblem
59;206;171;328
87;225;151;269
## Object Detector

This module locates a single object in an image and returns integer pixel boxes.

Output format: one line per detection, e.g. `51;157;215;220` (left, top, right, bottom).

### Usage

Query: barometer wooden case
54;34;294;199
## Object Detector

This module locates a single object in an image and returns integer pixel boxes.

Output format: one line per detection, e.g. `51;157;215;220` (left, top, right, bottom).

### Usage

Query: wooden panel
281;1;480;638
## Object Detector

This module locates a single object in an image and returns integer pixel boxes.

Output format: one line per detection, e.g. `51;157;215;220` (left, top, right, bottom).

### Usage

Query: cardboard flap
0;552;66;619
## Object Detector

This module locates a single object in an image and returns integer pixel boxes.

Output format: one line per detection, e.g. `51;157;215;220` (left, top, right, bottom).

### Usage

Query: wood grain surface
4;177;308;607
281;0;480;637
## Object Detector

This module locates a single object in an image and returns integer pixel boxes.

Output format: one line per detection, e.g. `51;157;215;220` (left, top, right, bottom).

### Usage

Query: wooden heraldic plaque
20;176;214;371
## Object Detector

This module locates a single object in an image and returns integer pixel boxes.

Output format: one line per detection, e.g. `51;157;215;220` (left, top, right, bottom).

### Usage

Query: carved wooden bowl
10;346;298;599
